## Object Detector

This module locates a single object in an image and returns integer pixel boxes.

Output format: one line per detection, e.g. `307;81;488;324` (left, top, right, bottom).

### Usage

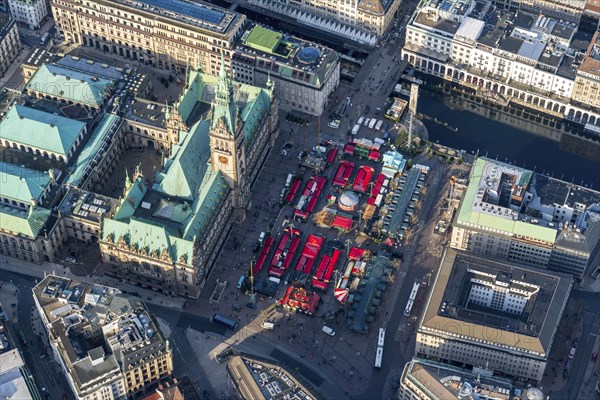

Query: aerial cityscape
0;0;599;399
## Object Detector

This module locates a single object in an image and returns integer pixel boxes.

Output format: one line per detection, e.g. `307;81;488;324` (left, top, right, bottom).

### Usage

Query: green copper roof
0;105;85;156
155;119;211;200
457;158;557;244
101;217;194;265
0;205;51;238
113;177;148;221
0;161;51;205
244;25;282;54
26;64;113;107
67;114;120;187
211;55;237;134
182;168;228;240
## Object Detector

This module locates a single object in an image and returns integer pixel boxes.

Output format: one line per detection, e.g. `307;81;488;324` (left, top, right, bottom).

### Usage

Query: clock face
218;155;228;164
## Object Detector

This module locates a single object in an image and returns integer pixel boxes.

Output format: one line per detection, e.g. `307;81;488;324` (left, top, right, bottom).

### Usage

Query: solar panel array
137;0;225;25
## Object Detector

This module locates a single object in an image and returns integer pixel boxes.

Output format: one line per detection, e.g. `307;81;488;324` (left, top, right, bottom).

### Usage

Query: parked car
321;325;335;336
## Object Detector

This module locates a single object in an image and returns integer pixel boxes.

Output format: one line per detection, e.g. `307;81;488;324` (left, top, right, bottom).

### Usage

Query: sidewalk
577;333;600;400
0;255;184;310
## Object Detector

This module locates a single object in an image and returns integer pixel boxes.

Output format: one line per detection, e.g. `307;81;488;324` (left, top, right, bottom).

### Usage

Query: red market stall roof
268;266;285;277
368;150;380;161
286;179;301;203
314;255;331;280
302;234;324;259
332;215;353;231
348;247;367;261
294;209;309;220
326;147;338;163
371;174;386;197
279;286;320;315
367;197;376;205
352;166;375;193
343;143;355;155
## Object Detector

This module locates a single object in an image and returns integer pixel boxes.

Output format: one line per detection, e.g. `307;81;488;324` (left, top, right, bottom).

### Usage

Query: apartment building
398;358;534;400
33;275;173;400
401;0;600;125
450;157;600;279
416;249;572;382
232;23;339;115
0;11;21;78
572;31;600;111
99;60;279;298
50;0;246;75
8;0;48;30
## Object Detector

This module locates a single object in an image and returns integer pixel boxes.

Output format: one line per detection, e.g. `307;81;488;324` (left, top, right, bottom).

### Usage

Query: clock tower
209;54;247;221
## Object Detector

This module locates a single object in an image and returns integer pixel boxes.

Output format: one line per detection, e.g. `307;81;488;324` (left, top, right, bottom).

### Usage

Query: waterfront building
0;12;21;78
416;249;572;382
8;0;48;30
402;0;600;125
450;157;600;279
248;0;400;37
50;0;246;75
33;275;173;399
99;59;279;298
232;23;340;116
398;358;529;400
572;31;600;111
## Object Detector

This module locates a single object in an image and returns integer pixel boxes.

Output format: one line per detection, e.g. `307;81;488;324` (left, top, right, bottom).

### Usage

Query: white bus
375;120;383;131
374;347;383;369
404;283;420;317
378;328;386;347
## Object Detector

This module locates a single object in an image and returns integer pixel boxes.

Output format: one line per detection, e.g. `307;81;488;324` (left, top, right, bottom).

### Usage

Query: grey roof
420;249;572;355
498;36;523;54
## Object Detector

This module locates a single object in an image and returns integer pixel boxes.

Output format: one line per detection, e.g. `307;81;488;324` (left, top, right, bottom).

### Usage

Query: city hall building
99;59;279;298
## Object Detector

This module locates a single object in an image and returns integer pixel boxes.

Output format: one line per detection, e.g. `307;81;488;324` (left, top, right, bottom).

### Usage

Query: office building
516;0;586;23
227;355;321;400
8;0;48;30
99;59;279;298
416;249;572;382
232;23;339;116
249;0;400;36
50;0;246;75
0;349;40;400
0;12;21;78
572;31;600;111
401;0;600;125
33;275;173;399
450;157;600;279
398;358;538;400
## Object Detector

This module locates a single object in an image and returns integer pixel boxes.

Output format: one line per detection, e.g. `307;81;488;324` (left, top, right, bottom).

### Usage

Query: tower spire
212;50;237;134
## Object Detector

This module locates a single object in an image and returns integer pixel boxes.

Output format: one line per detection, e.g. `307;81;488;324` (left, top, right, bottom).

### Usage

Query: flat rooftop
420;249;572;355
404;358;517;400
58;188;119;224
126;98;168;128
578;31;600;77
234;23;338;87
112;0;238;34
227;356;322;400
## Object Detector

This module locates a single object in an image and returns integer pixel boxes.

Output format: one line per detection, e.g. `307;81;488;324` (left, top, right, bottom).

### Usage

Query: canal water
416;87;600;189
